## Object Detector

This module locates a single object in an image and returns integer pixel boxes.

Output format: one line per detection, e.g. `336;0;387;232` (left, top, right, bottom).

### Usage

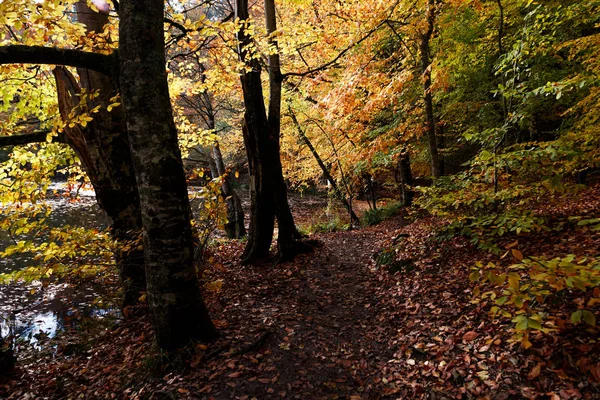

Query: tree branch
0;45;117;77
0;130;67;147
282;1;402;79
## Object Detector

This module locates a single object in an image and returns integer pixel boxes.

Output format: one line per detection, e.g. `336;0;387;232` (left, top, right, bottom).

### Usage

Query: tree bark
0;45;116;77
54;66;146;309
398;148;413;207
420;0;442;179
199;85;246;239
236;0;274;263
49;2;147;310
263;0;306;261
119;0;216;349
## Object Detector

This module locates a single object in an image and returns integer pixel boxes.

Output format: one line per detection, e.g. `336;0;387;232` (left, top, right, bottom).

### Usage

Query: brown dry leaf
462;331;478;342
227;372;242;378
511;249;524;261
527;364;542;380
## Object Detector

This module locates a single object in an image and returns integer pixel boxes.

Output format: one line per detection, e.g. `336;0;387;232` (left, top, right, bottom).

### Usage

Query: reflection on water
0;183;113;345
0;183;207;345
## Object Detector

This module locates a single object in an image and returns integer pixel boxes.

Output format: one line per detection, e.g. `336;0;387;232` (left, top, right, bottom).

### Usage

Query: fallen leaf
527;364;541;380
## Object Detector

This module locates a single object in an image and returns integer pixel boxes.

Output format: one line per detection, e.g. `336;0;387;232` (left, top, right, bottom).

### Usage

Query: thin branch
283;1;401;79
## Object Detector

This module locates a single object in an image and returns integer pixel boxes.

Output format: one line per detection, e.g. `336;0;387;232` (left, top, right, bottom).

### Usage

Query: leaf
476;370;489;380
462;331;478;341
582;310;596;326
527;318;542;331
527;363;541;380
469;271;479;282
514;315;528;331
228;372;242;378
571;310;583;324
511;249;524;261
508;273;520;290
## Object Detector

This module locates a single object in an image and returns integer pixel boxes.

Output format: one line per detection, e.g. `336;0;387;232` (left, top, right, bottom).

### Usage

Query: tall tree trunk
420;0;442;179
398;148;413;207
200;88;246;239
53;2;146;309
212;142;246;238
235;0;275;263
263;0;304;261
119;0;216;350
236;0;306;263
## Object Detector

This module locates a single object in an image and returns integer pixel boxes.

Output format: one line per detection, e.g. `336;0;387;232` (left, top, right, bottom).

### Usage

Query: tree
118;0;216;349
235;0;307;263
0;0;145;309
419;0;443;178
0;0;217;350
56;0;146;310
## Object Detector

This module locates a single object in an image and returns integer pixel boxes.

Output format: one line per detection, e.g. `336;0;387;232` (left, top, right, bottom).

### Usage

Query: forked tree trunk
119;0;216;349
52;2;146;309
236;0;307;264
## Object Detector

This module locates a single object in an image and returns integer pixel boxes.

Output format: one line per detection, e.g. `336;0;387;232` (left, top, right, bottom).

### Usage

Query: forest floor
2;187;600;399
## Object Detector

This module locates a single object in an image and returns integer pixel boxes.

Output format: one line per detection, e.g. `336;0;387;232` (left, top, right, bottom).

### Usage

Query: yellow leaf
508;273;520;290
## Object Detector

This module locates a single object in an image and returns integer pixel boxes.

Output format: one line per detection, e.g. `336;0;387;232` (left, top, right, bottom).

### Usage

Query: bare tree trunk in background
288;106;359;224
199;88;246;239
398;148;413;207
212;142;246;238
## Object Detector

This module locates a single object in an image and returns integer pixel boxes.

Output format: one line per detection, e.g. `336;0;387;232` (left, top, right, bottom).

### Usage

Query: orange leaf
511;249;524;261
462;331;478;342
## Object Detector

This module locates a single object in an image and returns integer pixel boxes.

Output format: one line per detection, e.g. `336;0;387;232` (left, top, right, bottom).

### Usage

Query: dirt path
187;219;402;399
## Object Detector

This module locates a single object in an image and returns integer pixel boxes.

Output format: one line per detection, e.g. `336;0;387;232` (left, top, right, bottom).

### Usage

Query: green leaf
527;318;542;330
582;310;596;326
513;315;528;331
469;271;480;282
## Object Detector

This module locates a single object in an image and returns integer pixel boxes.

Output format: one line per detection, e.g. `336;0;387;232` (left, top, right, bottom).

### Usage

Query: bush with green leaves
362;201;403;227
470;251;600;348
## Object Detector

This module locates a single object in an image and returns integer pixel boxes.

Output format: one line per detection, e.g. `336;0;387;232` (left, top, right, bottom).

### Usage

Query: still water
0;183;211;345
0;184;112;344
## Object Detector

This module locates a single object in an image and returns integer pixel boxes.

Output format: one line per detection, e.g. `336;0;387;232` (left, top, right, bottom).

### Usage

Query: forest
0;0;599;398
